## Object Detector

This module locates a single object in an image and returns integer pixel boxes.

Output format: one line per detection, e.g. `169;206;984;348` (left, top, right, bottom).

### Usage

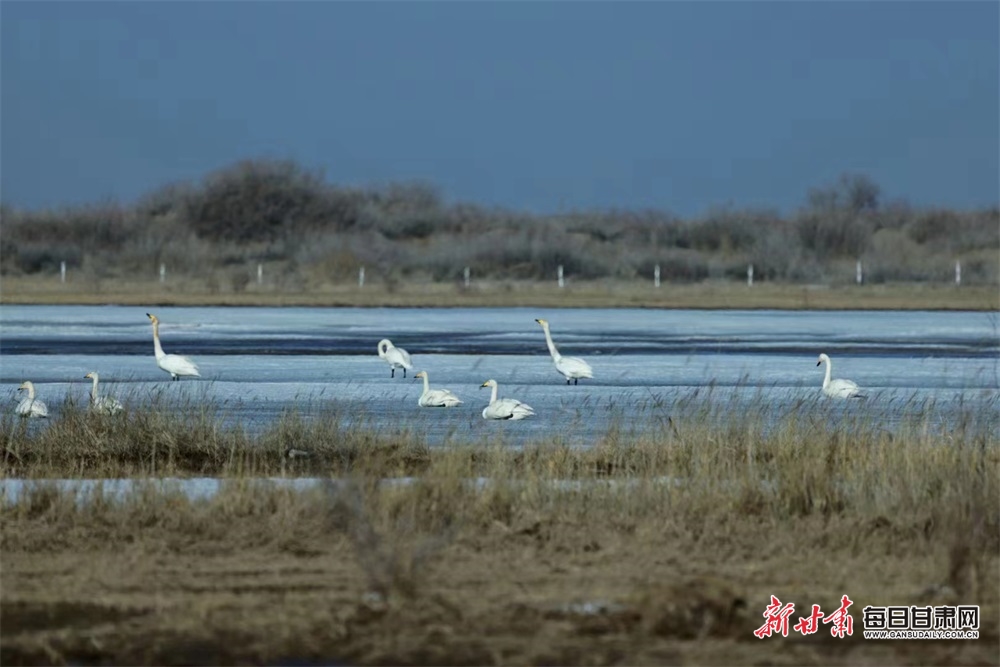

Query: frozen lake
1;305;997;444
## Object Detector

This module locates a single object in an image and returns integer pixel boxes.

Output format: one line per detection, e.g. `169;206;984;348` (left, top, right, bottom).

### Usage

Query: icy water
1;305;998;447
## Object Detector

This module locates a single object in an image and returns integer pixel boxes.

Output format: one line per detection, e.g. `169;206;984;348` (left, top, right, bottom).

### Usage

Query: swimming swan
147;313;201;381
377;339;413;378
16;381;48;418
535;318;593;385
480;379;535;420
414;371;463;408
816;353;865;399
84;372;124;414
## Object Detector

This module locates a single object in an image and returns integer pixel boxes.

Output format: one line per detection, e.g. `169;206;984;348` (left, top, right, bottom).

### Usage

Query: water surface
2;306;997;444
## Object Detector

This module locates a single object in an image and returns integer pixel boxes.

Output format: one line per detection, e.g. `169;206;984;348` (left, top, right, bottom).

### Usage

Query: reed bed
2;396;998;665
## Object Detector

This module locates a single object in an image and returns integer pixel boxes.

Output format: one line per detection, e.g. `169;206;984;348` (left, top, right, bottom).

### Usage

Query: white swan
535;318;593;385
377;339;413;378
84;372;124;414
147;313;201;381
414;371;463;408
480;379;535;420
816;353;866;399
16;381;48;418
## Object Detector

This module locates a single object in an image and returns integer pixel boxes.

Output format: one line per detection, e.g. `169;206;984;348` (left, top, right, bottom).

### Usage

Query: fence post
60;261;66;284
557;265;564;288
358;266;365;288
463;266;470;288
856;260;863;285
159;263;166;284
747;264;754;287
654;264;661;288
955;260;961;286
257;263;263;285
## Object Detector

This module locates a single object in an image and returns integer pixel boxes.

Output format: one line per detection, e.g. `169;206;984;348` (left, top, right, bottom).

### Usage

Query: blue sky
2;1;997;216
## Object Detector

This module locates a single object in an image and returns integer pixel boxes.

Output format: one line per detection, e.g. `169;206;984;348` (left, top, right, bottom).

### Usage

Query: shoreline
2;278;998;310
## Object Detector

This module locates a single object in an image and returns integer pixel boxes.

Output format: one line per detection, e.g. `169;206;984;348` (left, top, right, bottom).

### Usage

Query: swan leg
403;368;407;378
574;378;578;386
391;368;395;378
566;379;571;385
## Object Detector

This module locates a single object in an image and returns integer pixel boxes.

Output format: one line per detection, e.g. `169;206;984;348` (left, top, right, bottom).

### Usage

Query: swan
377;339;412;378
147;313;201;381
414;371;463;408
816;353;866;399
535;318;593;385
84;372;124;414
480;379;535;420
16;381;48;418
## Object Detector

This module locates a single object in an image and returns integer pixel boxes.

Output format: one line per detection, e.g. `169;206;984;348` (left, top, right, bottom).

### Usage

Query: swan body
816;353;865;399
16;381;48;418
84;372;123;414
377;339;413;378
414;371;463;408
535;318;593;385
147;313;201;381
480;379;535;420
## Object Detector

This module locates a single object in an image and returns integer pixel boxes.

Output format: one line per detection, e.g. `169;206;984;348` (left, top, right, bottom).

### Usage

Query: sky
1;1;997;217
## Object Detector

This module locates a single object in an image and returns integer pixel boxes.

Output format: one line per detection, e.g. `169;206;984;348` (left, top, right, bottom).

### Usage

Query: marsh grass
2;396;998;664
4;274;999;310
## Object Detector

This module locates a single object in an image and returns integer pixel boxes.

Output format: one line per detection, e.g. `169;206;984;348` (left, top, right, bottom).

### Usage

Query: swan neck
541;325;561;360
152;321;166;359
823;358;832;388
490;383;498;404
421;373;430;393
90;375;99;400
26;384;35;400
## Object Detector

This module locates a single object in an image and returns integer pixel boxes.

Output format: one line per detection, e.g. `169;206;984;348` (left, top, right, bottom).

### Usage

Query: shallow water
1;305;997;444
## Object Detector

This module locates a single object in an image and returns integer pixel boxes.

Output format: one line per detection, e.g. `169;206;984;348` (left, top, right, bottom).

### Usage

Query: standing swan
535;318;593;385
147;313;201;381
16;381;48;418
480;379;535;420
816;353;865;399
84;372;124;414
377;339;412;378
413;371;463;408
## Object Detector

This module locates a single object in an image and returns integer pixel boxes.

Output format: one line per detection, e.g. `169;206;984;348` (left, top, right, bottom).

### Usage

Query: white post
557;265;564;288
463;266;470;288
358;266;365;288
60;261;66;283
955;260;961;286
257;263;263;285
856;260;863;285
747;264;754;287
654;264;661;288
159;263;166;284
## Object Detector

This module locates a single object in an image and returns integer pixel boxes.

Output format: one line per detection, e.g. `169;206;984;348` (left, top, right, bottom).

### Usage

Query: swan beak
480;382;488;388
816;361;822;366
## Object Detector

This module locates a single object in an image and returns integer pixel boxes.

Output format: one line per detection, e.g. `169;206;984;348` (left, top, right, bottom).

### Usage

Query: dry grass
2;398;998;665
2;275;998;310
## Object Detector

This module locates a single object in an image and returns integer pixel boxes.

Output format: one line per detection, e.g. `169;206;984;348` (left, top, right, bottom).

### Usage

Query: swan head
147;313;159;325
17;381;32;392
535;318;549;327
84;372;97;380
377;339;392;357
817;353;830;366
414;371;427;380
480;379;497;389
